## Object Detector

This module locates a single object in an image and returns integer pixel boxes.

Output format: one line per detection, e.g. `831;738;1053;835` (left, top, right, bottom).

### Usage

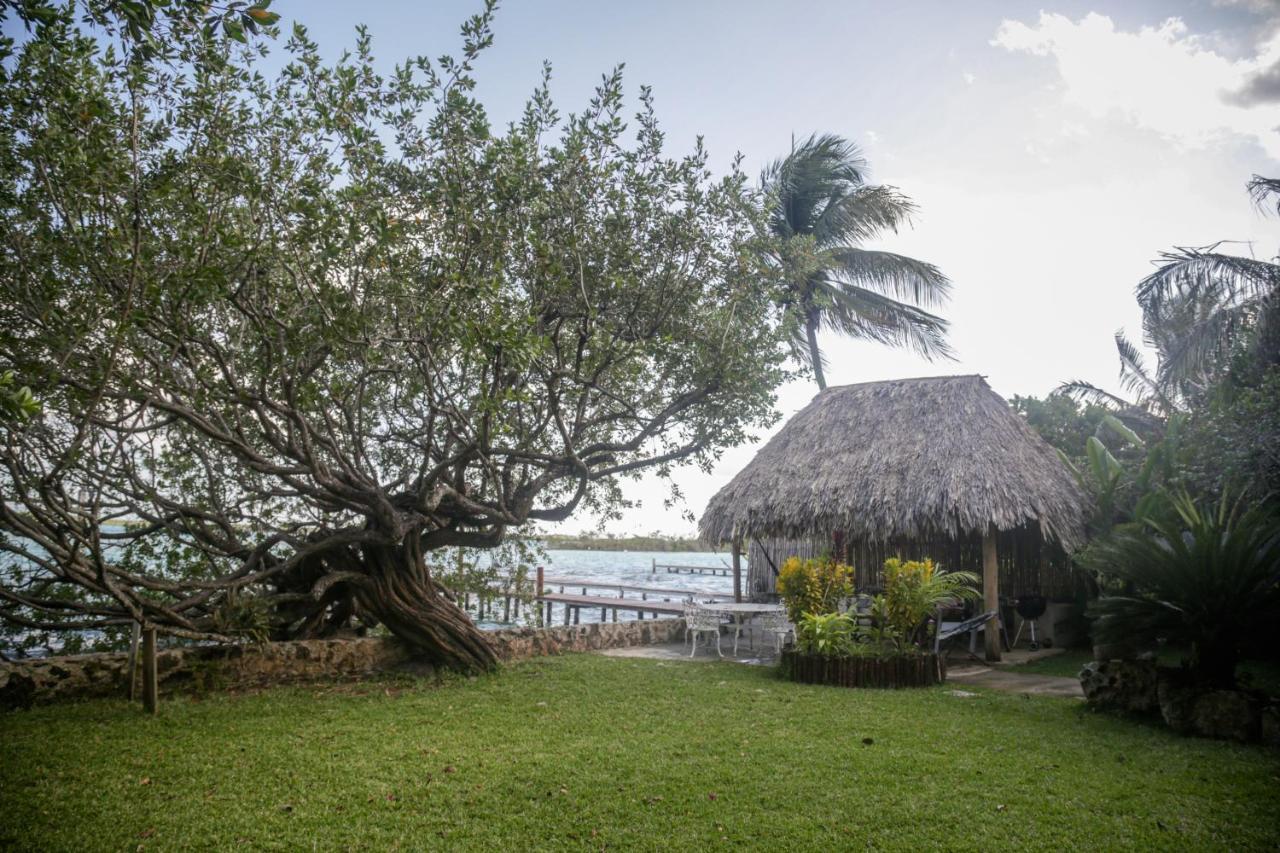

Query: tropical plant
776;556;854;623
1086;491;1280;688
761;134;953;388
794;611;856;657
875;558;980;648
1065;175;1280;416
0;4;790;669
1179;366;1280;501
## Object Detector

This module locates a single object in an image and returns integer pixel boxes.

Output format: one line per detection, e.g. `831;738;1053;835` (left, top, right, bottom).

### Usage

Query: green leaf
223;18;247;42
1099;413;1143;448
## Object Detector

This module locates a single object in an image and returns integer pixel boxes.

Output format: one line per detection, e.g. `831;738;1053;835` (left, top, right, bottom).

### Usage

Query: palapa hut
699;375;1093;660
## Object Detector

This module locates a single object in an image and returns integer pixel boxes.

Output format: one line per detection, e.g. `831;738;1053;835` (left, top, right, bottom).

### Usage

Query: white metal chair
758;609;793;654
684;604;723;658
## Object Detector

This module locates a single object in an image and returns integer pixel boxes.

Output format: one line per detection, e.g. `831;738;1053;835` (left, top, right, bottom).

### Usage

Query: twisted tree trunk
354;539;499;673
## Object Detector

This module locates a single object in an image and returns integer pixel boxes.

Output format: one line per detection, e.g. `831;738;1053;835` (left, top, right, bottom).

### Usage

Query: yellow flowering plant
876;558;980;648
776;556;854;623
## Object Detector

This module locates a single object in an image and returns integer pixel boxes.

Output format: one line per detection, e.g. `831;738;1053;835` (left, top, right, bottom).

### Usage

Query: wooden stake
142;626;158;714
125;621;141;702
731;526;743;603
983;525;1001;663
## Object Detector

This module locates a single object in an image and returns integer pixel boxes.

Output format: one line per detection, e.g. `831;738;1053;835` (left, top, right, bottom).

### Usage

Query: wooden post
142;625;158;714
125;621;141;701
731;526;743;603
983;524;1001;663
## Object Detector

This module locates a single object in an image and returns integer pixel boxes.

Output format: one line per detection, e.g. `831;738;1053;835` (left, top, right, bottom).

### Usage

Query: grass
2;654;1278;851
1012;648;1280;695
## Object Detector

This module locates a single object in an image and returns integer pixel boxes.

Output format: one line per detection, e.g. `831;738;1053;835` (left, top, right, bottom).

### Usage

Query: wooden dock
651;559;732;577
455;567;732;627
534;569;729;625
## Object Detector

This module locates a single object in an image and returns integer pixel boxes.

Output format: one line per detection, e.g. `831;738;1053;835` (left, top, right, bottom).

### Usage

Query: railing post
125;620;141;701
142;625;158;715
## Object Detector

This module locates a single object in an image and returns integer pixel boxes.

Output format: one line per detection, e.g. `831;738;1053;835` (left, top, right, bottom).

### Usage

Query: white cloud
963;71;976;85
992;12;1280;159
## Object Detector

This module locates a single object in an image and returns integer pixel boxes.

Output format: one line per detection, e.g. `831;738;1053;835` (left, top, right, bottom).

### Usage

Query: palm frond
1055;380;1135;411
1137;247;1280;314
826;247;951;307
1113;330;1167;404
812;185;916;247
1152;295;1259;394
1248;174;1280;217
816;278;954;360
761;133;868;239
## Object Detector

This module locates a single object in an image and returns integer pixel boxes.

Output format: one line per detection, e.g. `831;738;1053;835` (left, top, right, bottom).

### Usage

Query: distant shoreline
534;535;715;553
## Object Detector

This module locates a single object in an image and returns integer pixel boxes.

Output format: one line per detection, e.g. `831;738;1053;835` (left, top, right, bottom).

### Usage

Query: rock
1157;679;1262;742
1080;659;1159;714
0;669;36;710
1092;641;1138;662
1261;705;1280;750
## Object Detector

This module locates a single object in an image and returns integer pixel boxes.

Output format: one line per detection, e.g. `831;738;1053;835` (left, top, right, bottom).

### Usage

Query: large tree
0;5;789;670
761;133;952;389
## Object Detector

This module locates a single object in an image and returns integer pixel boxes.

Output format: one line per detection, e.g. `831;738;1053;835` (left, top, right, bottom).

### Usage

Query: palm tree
762;134;953;389
1134;174;1280;392
1060;175;1280;423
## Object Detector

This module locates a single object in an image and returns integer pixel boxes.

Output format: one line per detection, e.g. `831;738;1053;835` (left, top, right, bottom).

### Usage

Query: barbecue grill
1013;594;1049;650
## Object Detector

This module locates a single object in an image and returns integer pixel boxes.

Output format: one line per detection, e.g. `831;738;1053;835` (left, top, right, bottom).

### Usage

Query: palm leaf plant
878;558;980;649
1132;175;1280;398
1085;490;1280;688
761;134;953;388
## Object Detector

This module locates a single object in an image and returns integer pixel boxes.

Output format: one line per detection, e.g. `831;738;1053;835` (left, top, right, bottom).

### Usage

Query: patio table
703;602;786;654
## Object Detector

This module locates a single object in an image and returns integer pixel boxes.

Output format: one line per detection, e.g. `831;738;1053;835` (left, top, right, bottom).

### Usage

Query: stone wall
0;618;685;709
1081;659;1280;746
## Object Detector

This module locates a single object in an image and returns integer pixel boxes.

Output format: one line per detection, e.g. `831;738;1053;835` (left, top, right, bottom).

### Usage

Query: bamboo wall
745;523;1077;602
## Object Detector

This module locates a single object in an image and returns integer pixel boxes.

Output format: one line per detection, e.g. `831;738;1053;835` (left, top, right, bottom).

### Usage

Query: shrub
794;612;856;657
776;556;854;623
1086;490;1280;688
876;558;980;649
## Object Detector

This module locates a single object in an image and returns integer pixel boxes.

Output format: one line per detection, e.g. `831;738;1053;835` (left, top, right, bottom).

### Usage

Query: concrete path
946;664;1083;698
600;640;777;666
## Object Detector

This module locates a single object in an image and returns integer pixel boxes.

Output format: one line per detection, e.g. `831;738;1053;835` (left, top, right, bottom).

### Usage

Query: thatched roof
700;375;1091;550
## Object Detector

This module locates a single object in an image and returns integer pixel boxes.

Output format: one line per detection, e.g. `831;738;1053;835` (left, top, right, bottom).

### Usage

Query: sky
281;0;1280;537
70;1;1280;536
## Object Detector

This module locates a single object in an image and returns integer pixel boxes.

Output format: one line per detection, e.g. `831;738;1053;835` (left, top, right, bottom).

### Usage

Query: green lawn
2;655;1278;851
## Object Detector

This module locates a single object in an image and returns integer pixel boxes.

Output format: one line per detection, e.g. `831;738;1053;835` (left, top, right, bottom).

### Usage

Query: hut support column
982;525;1001;663
731;526;743;603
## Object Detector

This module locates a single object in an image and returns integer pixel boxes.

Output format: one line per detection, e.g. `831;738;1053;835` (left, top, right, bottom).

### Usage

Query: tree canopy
0;3;790;669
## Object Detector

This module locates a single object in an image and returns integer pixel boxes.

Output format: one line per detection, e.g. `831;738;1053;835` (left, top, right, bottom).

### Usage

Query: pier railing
455;566;729;627
651;558;732;577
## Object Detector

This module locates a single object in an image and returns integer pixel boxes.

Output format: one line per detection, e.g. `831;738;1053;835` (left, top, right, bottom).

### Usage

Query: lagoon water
475;548;743;628
4;547;742;653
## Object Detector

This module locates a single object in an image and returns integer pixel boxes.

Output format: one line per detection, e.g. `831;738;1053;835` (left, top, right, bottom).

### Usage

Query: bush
876;558;980;649
1086;491;1280;688
793;612;856;657
776;556;854;623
